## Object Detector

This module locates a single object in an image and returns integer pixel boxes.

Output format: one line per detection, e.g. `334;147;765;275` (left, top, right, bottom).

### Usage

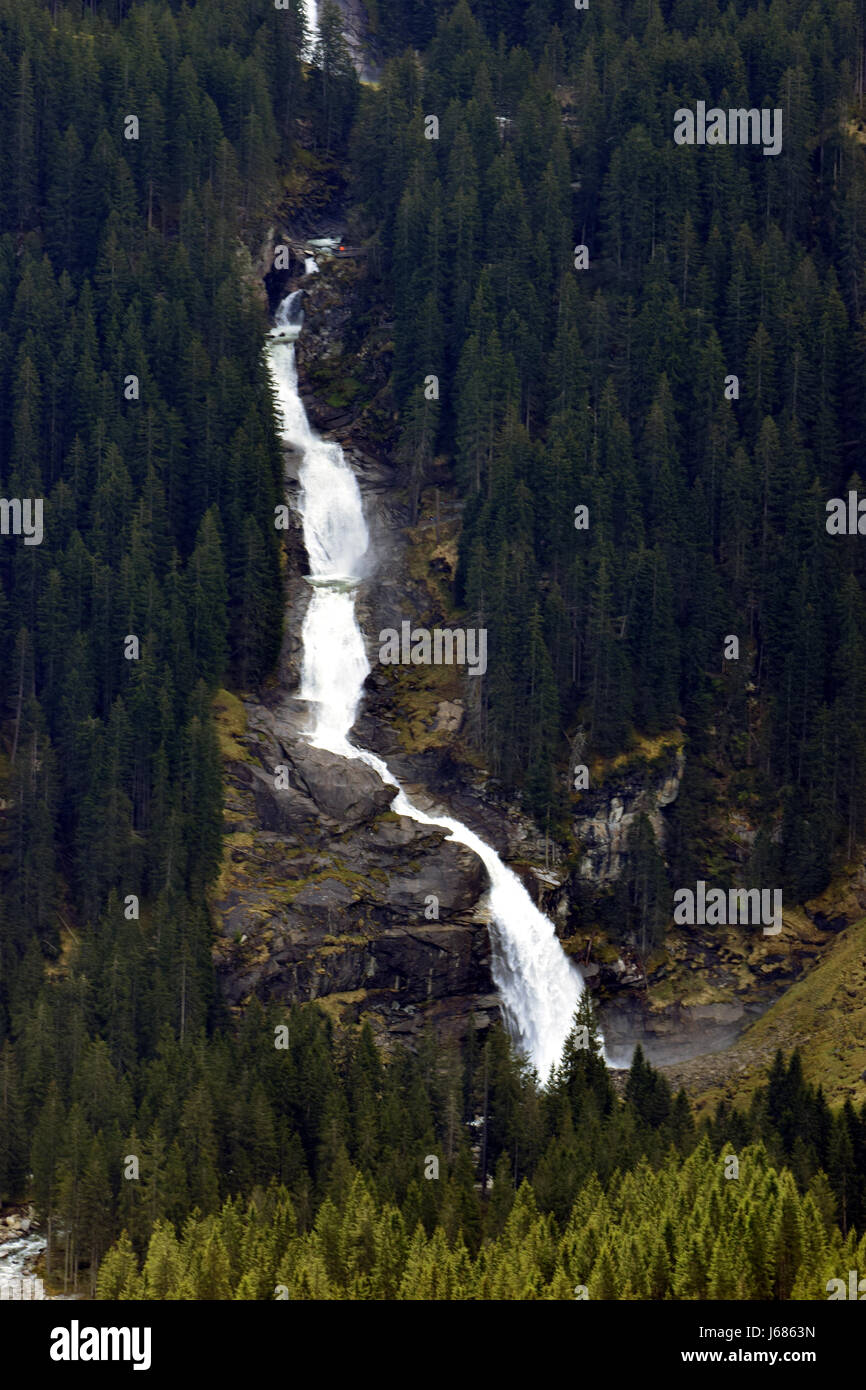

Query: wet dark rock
282;741;393;825
215;674;496;1042
250;765;320;836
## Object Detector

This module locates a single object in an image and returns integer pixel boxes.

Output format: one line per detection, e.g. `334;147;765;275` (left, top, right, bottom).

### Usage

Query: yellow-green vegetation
407;491;462;605
381;660;466;755
589;728;684;782
806;861;866;925
279;146;340;220
643;907;827;1010
593;940;623;966
212;688;253;762
313;989;367;1026
209;830;257;903
214;852;373;928
285;863;369;898
44;915;82;979
685;914;866;1115
563;932;620;965
97;1131;861;1302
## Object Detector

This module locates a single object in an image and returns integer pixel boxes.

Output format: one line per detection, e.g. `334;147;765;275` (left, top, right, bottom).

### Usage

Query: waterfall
274;290;304;330
265;294;606;1081
302;0;319;58
270;290;304;343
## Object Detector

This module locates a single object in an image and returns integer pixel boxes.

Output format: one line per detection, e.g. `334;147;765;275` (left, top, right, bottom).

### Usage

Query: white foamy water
302;0;319;58
0;1233;46;1297
265;296;605;1080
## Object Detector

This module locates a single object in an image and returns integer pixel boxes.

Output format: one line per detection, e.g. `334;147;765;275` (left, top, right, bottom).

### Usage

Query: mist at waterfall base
265;290;609;1081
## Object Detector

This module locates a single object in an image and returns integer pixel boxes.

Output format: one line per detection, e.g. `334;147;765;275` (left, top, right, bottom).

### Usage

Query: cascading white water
302;0;319;57
273;290;304;333
265;293;605;1080
0;1232;47;1298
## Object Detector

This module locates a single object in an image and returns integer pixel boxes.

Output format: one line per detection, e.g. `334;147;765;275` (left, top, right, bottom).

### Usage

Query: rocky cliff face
573;749;686;885
212;246;503;1049
217;245;714;1056
212;691;499;1044
220;238;840;1073
331;0;382;83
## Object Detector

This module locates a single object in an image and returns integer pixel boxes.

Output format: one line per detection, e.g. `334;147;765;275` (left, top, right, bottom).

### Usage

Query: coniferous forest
0;0;865;1328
